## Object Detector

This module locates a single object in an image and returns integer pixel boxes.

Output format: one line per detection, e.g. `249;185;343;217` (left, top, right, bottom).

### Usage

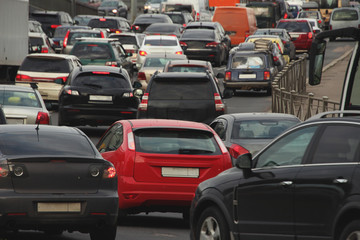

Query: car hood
230;138;272;155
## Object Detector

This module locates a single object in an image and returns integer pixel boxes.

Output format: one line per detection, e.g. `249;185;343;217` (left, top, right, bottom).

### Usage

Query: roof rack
306;110;360;121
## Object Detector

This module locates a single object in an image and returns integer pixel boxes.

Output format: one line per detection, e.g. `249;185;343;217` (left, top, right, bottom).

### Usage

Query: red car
96;119;233;218
276;19;314;53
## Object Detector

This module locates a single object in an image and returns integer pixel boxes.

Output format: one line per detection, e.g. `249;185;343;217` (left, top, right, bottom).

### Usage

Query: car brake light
92;71;110;74
0;165;9;177
175;51;183;55
105;62;118;67
123;92;133;97
225;71;231;81
63;30;70;48
36;111;50;125
128;132;135;150
180;41;187;47
138;93;148;111
100;18;106;21
103;166;116;178
15;74;32;82
131;25;140;30
196;12;200;21
214;93;224;111
139;50;147;56
264;71;270;80
330;25;332;30
51;25;61;29
137;72;146;80
318;19;322;24
228;144;249;159
245;32;250;38
56;76;68;83
284;13;288;19
206;42;219;48
65;89;79;95
273;56;279;62
183;23;186;27
41;47;49;53
308;32;313;39
113;30;122;34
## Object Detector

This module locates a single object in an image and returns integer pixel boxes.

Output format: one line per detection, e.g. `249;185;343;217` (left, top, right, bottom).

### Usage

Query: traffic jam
1;0;360;239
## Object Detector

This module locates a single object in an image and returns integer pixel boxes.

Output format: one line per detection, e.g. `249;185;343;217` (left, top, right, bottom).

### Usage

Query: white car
136;35;183;69
330;7;360;31
297;18;322;34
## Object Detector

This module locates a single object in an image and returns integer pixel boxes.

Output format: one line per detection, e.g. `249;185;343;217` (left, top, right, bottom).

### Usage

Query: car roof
166;59;210;66
0;84;37;92
144;35;179;40
90;16;129;21
28;32;47;38
0;124;82;135
186;22;218;27
248;35;281;39
72;65;126;74
154;72;213;80
124;119;211;130
26;53;79;60
137;14;169;19
218;112;301;121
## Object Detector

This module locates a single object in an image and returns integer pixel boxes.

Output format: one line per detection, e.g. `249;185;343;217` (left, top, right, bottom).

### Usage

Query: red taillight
105;62;118;67
175;51;183;55
228;144;249;159
131;25;140;30
245;32;250;38
100;31;105;38
0;165;9;177
139;50;147;56
308;32;313;39
206;42;219;48
272;23;275;28
103;166;116;179
264;71;270;80
65;89;79;95
196;12;200;21
41;47;49;53
63;30;70;48
214;93;224;111
183;23;187;27
36;111;50;125
112;29;122;34
179;41;187;47
137;72;146;80
123;193;138;199
56;76;68;83
138;93;149;111
225;71;231;81
92;71;110;74
100;18;106;21
273;56;279;62
284;13;288;19
318;19;322;24
51;25;61;29
16;74;32;82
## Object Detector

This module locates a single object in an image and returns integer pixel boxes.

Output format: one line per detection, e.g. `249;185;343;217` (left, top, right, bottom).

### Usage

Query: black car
143;23;184;39
58;65;140;126
97;0;128;18
190;112;360;240
29;11;74;38
180;29;227;67
87;16;131;34
253;28;297;60
137;72;232;124
164;11;194;27
0;124;118;240
131;14;173;33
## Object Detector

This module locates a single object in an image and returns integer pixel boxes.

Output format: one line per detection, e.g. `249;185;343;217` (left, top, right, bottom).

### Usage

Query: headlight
144;5;151;10
112;9;118;13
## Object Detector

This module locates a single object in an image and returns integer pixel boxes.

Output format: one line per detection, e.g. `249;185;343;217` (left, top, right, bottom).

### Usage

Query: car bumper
184;49;219;61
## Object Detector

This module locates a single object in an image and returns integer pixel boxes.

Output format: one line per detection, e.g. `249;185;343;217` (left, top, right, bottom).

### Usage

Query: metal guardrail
271;54;340;121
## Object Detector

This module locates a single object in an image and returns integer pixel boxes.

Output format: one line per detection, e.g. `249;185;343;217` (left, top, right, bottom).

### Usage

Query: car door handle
280;181;293;186
334;178;348;184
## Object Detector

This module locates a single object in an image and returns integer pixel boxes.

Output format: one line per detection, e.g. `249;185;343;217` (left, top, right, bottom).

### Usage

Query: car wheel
195;206;230;240
340;220;360;240
90;225;117;240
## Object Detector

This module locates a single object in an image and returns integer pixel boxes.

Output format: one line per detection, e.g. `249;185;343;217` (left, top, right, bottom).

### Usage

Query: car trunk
181;39;214;49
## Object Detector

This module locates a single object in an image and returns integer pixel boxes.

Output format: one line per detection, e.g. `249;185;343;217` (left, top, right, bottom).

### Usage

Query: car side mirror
235;153;253;169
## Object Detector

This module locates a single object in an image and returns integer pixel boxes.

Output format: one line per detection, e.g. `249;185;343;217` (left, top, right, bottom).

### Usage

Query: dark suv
190;111;360;240
137;72;232;124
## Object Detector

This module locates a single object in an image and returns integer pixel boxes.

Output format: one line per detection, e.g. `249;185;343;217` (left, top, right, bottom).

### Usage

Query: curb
322;48;353;72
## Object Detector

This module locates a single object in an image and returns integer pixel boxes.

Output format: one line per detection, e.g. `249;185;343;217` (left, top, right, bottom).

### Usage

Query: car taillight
123;92;133;97
63;30;70;48
308;32;313;39
318;19;322;24
36;111;50;125
105;61;119;67
103;166;117;179
15;74;32;82
206;42;219;48
183;23;187;27
0;165;9;177
51;24;61;29
128;132;135;150
131;25;140;30
100;31;105;38
41;47;49;53
273;56;279;62
139;50;147;56
138;93;148;111
113;30;122;34
180;41;187;47
175;51;183;55
245;32;250;38
264;71;270;80
100;18;106;21
65;89;79;95
214;93;224;111
196;12;200;21
225;71;231;81
228;144;249;159
284;13;288;19
56;76;68;83
137;72;146;80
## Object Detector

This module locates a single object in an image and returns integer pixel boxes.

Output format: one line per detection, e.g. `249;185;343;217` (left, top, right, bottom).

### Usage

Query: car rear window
144;57;181;67
166;14;185;24
68;32;102;45
167;65;207;73
29;37;44;46
145;25;178;33
182;30;215;39
332;9;359;21
134;128;220;155
135;16;169;24
298;11;319;19
72;72;130;89
143;39;178;46
88;19;118;29
30;14;60;24
71;43;113;59
232;55;265;69
54;27;70;38
149;78;213;99
19;58;70;73
0;131;96;156
109;35;137;45
165;4;192;13
277;21;310;32
0;90;41;108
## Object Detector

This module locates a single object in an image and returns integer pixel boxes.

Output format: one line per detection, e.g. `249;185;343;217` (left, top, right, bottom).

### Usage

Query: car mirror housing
235;153;252;169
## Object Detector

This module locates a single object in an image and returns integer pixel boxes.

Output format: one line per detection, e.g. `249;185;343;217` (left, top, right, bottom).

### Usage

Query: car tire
90;225;117;240
340;220;360;240
195;206;230;240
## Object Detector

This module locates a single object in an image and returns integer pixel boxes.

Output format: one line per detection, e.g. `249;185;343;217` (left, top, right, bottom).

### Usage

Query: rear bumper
184;49;219;62
224;81;271;89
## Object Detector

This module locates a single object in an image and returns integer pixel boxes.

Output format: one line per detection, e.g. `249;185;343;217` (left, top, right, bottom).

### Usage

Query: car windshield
143;39;177;46
19;58;70;73
232;55;265;69
167;65;207;73
134;128;220;154
250;6;273;18
277;21;310;32
0;131;96;156
74;16;94;26
0;90;41;108
71;43;113;59
144;57;182;67
298;11;320;19
68;32;102;45
73;73;130;89
332;9;359;20
88;19;118;29
231;119;299;139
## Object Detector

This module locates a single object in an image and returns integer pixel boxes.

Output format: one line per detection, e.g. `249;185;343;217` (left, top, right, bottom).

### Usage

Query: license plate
161;167;199;178
89;95;112;101
291;34;299;38
6;118;27;124
239;74;256;79
37;202;81;213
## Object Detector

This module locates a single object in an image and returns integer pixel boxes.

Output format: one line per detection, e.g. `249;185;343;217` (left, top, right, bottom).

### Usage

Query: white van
329;7;360;30
161;0;213;21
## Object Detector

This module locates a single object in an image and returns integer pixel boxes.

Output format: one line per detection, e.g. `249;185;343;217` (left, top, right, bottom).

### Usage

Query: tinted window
88;19;118;29
0;90;41;107
97;123;123;152
134;128;220;154
71;43;113;59
20;58;70;73
0;131;95;156
232;55;265;69
29;37;44;46
166;14;185;24
332;9;359;21
54;27;70;37
31;14;60;24
110;35;137;45
165;4;192;13
277;21;310;32
73;73;130;89
143;39;177;46
149;79;213;99
167;65;207;73
68;32;102;45
145;25;178;33
182;30;215;39
135;16;169;24
144;57;182;67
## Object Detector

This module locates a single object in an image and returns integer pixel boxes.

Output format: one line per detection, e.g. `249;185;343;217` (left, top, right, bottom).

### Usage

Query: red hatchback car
276;19;314;53
96;119;232;218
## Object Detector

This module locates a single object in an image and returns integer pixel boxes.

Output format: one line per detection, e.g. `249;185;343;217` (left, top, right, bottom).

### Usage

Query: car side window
311;125;360;164
97;124;124;152
210;119;227;140
255;126;318;168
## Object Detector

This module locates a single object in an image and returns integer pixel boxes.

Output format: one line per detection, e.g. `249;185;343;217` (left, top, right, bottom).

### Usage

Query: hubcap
200;216;221;240
347;231;360;240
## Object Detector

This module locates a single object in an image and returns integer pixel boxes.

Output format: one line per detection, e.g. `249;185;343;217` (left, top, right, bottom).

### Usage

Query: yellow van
212;7;257;46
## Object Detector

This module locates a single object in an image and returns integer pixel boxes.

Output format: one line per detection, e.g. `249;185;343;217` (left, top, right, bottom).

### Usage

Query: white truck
0;0;29;83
